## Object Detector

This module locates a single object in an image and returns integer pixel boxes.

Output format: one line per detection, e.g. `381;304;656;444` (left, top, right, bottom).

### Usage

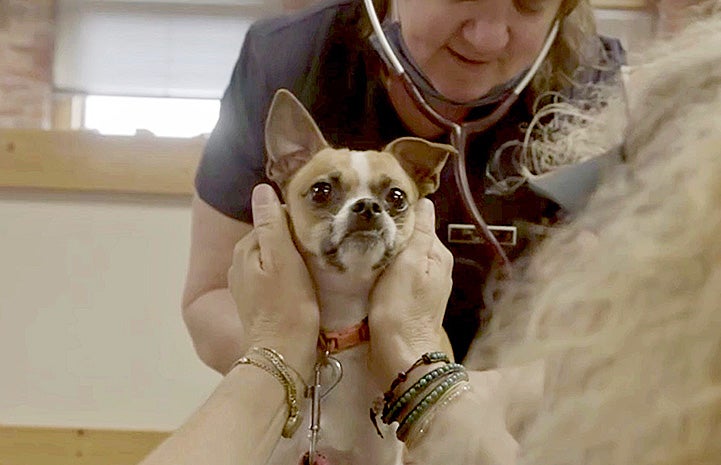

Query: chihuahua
263;89;454;465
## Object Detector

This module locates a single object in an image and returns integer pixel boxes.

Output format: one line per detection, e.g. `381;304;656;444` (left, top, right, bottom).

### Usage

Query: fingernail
252;184;276;207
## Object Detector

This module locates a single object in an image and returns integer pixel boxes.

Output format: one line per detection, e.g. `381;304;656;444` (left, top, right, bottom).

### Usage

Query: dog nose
351;198;382;221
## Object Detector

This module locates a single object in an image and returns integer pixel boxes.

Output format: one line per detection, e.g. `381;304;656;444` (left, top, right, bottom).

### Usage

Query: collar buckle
318;317;370;354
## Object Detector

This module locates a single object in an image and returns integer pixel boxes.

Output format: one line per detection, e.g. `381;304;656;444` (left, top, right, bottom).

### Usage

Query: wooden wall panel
0;425;169;465
0;129;203;196
592;0;649;9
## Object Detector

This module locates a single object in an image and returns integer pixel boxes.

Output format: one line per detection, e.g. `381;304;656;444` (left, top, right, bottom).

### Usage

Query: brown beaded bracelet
370;352;453;438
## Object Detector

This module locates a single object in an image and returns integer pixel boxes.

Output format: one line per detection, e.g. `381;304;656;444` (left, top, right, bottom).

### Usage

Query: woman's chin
431;80;498;105
429;68;523;105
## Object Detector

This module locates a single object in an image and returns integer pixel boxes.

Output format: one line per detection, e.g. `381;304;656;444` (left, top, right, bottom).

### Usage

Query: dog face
264;89;454;274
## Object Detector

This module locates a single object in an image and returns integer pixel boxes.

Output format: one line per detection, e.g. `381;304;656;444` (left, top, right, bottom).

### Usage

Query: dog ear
265;89;329;189
384;137;456;197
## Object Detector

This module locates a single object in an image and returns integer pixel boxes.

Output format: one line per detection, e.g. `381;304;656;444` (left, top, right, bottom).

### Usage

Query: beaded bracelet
395;368;470;441
230;347;307;438
384;351;451;401
370;352;461;439
382;363;465;425
403;380;471;447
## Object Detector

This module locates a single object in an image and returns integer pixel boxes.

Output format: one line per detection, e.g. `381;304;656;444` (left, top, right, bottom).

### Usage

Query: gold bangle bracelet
230;347;305;438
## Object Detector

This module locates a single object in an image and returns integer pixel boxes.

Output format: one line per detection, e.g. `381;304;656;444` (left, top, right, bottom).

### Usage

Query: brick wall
0;0;54;129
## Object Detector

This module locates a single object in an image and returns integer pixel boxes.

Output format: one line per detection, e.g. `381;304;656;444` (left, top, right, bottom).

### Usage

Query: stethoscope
363;0;561;274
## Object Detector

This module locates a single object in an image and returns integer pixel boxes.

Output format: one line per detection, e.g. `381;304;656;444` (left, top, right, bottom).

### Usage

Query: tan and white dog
261;89;454;465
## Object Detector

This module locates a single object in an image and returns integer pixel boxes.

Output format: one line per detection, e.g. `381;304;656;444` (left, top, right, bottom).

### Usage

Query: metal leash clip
303;350;342;465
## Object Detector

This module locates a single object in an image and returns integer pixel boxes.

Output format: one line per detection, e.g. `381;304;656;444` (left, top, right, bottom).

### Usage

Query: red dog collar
318;317;369;354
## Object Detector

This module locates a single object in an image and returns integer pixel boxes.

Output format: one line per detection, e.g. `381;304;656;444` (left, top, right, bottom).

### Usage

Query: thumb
251;184;294;272
414;198;436;237
382;198;437;279
409;198;437;261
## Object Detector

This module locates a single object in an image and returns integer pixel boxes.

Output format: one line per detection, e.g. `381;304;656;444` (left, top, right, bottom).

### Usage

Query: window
83;96;220;138
53;1;276;139
54;1;272;99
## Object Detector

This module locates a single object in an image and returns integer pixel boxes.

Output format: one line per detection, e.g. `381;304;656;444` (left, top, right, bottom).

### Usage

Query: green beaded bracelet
395;368;469;441
382;363;465;424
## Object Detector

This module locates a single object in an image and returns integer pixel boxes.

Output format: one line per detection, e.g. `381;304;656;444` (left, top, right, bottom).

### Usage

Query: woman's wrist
370;350;469;443
383;348;439;388
368;297;449;387
244;338;316;384
228;345;313;439
245;301;320;380
369;328;448;388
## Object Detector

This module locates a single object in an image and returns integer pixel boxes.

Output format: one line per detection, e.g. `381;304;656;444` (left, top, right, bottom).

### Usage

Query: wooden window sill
0;129;204;196
592;0;649;9
0;424;169;465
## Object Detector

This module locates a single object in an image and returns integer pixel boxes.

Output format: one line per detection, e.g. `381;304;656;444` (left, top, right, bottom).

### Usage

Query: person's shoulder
248;0;358;41
239;0;365;93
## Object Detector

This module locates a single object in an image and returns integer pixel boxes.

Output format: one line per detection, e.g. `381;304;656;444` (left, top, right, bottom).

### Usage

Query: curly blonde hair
468;11;721;465
532;0;607;94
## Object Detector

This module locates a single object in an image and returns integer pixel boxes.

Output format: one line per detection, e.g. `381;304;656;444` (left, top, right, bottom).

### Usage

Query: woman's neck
383;73;469;139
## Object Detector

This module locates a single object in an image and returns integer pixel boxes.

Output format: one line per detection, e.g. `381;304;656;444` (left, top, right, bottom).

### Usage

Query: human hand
367;198;454;387
227;184;319;378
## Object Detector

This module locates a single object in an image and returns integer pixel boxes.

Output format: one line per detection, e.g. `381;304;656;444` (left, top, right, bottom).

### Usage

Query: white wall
0;189;219;431
594;8;657;56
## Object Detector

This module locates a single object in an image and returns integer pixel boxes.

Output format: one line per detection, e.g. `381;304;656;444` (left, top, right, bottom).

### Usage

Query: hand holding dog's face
265;89;455;274
228;184;319;375
368;197;455;385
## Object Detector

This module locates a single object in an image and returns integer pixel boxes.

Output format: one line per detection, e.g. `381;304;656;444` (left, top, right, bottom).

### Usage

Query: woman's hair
532;0;607;95
359;0;605;97
467;11;721;465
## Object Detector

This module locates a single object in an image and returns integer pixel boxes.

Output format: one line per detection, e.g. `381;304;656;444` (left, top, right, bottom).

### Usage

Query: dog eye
310;182;333;204
386;188;407;212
